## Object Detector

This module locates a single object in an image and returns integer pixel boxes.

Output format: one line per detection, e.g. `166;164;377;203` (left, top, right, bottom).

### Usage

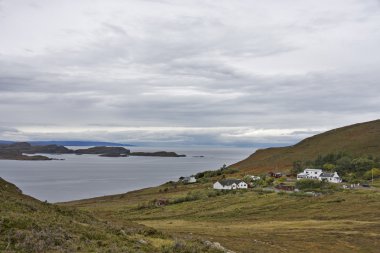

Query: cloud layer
1;0;380;146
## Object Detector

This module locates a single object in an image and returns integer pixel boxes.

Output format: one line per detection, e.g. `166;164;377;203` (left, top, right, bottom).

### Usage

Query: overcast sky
0;0;379;146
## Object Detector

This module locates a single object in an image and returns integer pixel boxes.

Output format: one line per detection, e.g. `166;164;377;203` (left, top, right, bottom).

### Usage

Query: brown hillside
231;119;380;174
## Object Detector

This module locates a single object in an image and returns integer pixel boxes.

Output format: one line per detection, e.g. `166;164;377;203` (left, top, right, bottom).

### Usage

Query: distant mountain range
231;119;380;173
0;140;134;147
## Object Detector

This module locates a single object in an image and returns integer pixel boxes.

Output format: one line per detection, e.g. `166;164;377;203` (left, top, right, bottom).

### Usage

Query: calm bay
0;146;253;202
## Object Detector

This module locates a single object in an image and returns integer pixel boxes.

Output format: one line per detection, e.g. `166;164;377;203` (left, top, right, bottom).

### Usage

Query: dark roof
218;179;243;186
320;172;335;178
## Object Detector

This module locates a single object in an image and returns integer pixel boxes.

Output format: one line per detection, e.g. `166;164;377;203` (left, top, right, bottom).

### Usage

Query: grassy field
64;180;380;253
0;178;222;253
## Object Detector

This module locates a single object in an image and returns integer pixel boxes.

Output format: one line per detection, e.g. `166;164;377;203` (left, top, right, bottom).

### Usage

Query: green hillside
231;119;380;173
0;178;220;253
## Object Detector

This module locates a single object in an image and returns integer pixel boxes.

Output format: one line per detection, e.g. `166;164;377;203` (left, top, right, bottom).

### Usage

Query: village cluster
212;168;343;190
181;168;344;191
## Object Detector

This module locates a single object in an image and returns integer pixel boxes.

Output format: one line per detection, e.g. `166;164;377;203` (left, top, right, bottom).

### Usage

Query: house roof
304;168;323;171
218;179;243;186
320;172;335;178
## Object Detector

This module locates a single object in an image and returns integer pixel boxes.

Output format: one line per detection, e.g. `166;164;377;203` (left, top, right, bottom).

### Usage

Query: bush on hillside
170;191;203;204
296;179;339;193
295;179;326;190
363;168;380;180
195;164;238;179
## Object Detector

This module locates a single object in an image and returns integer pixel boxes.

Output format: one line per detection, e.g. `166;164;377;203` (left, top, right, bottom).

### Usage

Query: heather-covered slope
0;177;220;252
231;119;380;173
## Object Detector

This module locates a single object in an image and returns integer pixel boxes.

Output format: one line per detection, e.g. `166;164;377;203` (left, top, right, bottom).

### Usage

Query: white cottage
297;168;342;183
319;172;342;183
297;168;323;180
182;176;196;183
213;179;248;190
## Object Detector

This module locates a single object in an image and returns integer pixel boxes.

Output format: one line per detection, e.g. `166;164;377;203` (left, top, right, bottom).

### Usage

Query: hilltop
231;119;380;173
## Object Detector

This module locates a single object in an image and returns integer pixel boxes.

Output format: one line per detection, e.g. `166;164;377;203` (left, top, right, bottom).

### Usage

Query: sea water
0;146;254;202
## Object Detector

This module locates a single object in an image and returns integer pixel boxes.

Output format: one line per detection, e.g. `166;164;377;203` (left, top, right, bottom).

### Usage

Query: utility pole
372;168;374;185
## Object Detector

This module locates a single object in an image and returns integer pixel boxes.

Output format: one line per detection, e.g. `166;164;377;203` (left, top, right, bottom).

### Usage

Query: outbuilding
182;176;197;183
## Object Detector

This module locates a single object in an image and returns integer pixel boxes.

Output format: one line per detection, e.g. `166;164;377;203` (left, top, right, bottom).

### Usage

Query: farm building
268;172;283;178
181;176;196;183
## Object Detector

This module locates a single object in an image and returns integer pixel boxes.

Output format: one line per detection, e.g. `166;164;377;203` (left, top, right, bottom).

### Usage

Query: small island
0;142;186;160
74;146;130;157
0;142;57;160
130;151;186;157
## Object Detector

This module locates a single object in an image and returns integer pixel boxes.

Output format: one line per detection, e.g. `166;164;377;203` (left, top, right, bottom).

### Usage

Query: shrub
170;191;203;205
295;179;339;193
295;179;326;190
363;168;380;180
194;165;239;179
263;177;274;187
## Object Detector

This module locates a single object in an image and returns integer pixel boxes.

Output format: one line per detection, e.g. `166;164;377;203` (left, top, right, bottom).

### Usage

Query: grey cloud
0;126;19;133
0;0;379;145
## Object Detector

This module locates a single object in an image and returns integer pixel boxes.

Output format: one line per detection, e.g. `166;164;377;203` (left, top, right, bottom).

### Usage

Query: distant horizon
2;118;380;148
0;138;293;148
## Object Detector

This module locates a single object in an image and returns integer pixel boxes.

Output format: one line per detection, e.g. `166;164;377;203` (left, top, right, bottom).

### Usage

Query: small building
179;176;196;183
268;172;283;178
181;176;196;183
213;179;248;190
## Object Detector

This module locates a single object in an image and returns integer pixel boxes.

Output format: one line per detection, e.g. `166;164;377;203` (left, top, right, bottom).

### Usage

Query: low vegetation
295;179;339;193
64;178;380;253
0;177;222;253
195;164;239;182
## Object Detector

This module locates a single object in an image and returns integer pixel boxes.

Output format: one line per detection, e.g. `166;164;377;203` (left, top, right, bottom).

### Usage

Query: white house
297;168;342;183
181;176;196;183
213;179;248;190
297;168;323;180
319;172;342;183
